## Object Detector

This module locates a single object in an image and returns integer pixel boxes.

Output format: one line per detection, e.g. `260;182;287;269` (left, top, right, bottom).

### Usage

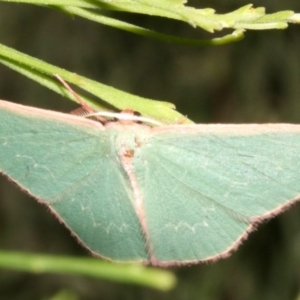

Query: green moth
0;99;299;266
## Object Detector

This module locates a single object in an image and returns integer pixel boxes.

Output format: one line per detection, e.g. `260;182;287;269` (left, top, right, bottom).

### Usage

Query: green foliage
0;251;175;290
0;43;185;124
0;1;299;122
2;1;299;32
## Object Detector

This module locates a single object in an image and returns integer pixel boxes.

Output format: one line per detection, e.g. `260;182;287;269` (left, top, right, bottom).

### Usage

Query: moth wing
134;124;300;265
0;101;147;262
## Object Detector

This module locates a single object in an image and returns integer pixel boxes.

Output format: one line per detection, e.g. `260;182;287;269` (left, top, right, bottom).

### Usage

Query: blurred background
0;1;300;299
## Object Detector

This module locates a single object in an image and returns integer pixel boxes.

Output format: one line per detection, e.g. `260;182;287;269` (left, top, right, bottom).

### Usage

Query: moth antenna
54;74;108;123
54;74;158;125
54;74;94;113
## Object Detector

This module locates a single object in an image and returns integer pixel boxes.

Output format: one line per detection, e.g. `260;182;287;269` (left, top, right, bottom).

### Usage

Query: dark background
0;1;300;299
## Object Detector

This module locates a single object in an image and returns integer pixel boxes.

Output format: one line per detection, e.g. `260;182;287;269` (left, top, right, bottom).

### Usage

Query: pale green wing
0;100;147;262
134;125;300;265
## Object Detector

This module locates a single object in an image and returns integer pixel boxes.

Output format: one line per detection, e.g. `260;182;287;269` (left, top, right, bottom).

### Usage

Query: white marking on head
85;111;162;126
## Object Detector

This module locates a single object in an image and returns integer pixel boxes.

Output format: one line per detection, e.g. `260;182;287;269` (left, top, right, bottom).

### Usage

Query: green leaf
0;43;190;124
0;250;176;290
61;6;245;47
1;1;298;35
